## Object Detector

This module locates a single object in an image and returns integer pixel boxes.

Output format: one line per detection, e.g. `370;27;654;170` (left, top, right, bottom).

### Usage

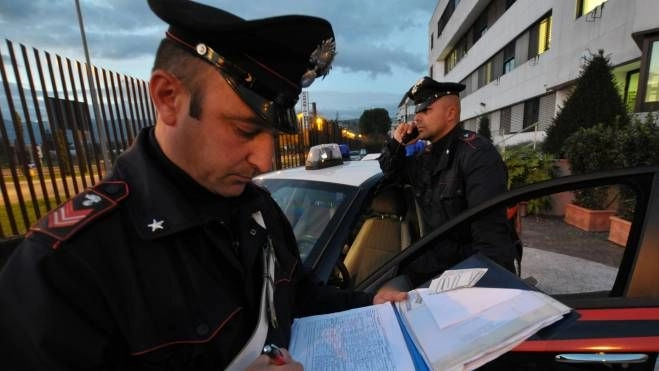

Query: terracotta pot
564;203;616;232
608;216;631;247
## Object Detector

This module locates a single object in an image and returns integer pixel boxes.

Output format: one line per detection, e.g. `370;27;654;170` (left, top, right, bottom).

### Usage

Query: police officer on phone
0;1;406;369
379;76;518;286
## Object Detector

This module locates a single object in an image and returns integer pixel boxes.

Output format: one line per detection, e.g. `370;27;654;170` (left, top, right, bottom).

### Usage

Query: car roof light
305;143;344;170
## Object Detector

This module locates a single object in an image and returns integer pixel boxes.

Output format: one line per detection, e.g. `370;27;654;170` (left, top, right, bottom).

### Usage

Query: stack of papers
289;269;571;370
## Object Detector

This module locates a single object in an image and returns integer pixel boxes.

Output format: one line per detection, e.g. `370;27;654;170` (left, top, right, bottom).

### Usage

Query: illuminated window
538;17;552;54
624;70;639;112
528;14;552;60
645;40;659;103
577;0;607;18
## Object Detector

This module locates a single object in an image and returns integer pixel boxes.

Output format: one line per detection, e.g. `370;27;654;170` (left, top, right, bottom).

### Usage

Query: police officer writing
379;77;518;286
0;0;405;369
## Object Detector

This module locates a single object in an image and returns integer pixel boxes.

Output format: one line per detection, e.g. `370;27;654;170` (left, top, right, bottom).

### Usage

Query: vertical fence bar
0;107;19;236
76;61;102;184
94;67;115;164
34;49;63;205
108;71;129;150
133;77;148;131
135;78;150;130
102;69;124;158
124;76;139;139
115;75;133;144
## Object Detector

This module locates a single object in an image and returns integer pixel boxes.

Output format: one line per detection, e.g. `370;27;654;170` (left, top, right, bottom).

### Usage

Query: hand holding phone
401;126;419;144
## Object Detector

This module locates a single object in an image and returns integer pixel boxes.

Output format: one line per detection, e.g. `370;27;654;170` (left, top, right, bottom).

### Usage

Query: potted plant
562;122;621;231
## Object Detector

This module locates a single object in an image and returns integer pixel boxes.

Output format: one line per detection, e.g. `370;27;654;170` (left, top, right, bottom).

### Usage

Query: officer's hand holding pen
246;344;302;370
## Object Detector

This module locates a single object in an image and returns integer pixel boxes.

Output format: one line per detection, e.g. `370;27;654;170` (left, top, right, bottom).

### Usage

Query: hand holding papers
289;265;571;370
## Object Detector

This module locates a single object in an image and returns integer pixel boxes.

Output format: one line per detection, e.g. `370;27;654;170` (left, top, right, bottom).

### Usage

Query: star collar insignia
147;219;165;233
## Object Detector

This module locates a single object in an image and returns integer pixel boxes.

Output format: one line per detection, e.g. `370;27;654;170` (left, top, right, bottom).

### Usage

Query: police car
255;144;659;370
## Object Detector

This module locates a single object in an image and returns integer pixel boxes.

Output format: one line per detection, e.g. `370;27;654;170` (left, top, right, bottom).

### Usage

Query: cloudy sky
0;0;435;119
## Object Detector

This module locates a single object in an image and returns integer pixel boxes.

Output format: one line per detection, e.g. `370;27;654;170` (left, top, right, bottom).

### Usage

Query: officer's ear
150;69;188;127
446;96;460;122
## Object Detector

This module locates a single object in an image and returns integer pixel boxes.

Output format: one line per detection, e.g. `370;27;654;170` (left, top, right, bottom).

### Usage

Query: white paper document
289;303;414;371
289;287;570;371
396;287;570;370
428;268;488;293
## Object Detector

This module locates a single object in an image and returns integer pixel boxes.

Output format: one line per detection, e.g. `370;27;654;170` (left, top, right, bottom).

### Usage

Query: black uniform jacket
379;127;517;284
0;128;372;370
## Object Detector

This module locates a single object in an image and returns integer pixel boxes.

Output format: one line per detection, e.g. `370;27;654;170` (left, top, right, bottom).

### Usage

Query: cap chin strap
226;211;276;370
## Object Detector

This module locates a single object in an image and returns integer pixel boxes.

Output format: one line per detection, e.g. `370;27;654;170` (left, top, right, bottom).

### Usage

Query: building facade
410;0;659;146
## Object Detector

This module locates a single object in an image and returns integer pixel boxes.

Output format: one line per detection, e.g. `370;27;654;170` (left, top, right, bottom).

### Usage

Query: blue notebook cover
392;302;430;371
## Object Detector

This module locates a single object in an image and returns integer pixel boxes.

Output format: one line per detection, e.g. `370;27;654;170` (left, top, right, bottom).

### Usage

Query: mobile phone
402;126;419;144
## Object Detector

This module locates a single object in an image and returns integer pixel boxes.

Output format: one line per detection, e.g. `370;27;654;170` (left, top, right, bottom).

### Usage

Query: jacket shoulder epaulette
29;181;129;249
457;130;490;150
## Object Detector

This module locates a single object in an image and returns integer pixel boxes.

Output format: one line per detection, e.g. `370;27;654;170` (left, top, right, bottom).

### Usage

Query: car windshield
254;178;357;262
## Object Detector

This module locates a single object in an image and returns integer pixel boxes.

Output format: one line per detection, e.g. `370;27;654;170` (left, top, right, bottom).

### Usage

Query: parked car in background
254;144;659;370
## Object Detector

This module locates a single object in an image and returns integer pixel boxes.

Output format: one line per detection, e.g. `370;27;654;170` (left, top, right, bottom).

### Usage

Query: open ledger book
289;269;571;370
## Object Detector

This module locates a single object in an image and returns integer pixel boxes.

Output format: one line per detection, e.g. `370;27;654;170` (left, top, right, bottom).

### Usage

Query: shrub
613;113;659;219
501;143;555;214
563;113;659;212
544;50;628;156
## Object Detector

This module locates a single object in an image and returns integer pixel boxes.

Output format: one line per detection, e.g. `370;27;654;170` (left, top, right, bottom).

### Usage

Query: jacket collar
110;127;264;240
428;126;462;175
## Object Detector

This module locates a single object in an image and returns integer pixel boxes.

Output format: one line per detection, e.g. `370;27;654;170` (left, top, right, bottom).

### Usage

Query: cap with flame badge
147;0;336;134
406;76;465;114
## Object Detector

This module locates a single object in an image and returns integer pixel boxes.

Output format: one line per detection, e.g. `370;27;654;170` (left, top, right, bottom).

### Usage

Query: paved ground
516;215;625;294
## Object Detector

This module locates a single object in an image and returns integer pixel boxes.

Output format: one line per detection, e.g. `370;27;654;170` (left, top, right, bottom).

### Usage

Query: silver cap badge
301;38;336;88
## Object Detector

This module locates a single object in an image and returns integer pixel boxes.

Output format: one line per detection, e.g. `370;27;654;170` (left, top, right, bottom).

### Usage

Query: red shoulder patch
458;132;478;149
30;181;129;249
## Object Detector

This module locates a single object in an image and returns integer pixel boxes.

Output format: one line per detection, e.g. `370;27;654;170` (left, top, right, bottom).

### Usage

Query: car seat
343;187;411;285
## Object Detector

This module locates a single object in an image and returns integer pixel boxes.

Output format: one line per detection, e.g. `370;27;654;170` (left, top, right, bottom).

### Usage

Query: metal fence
0;39;349;239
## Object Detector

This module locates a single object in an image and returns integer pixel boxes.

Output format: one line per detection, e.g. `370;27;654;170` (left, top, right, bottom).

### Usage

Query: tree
358;108;391;136
543;50;629;156
478;116;492;141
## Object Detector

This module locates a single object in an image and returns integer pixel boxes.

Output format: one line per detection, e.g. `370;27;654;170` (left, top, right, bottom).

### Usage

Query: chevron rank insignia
31;181;129;248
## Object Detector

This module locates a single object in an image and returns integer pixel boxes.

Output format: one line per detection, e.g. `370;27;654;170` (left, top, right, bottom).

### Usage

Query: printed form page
289;303;415;371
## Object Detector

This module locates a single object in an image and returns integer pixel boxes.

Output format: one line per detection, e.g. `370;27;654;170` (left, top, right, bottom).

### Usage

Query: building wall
428;0;659;132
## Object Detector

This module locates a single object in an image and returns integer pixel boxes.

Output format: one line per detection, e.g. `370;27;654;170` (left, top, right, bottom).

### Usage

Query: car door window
515;184;631;297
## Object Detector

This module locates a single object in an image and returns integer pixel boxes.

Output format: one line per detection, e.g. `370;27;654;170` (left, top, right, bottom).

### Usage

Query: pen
262;343;286;365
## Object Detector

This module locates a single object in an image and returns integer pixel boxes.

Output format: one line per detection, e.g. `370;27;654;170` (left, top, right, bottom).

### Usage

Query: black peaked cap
405;76;465;113
147;0;336;133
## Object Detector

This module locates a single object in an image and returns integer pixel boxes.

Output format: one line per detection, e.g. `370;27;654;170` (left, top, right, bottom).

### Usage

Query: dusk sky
0;0;436;119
